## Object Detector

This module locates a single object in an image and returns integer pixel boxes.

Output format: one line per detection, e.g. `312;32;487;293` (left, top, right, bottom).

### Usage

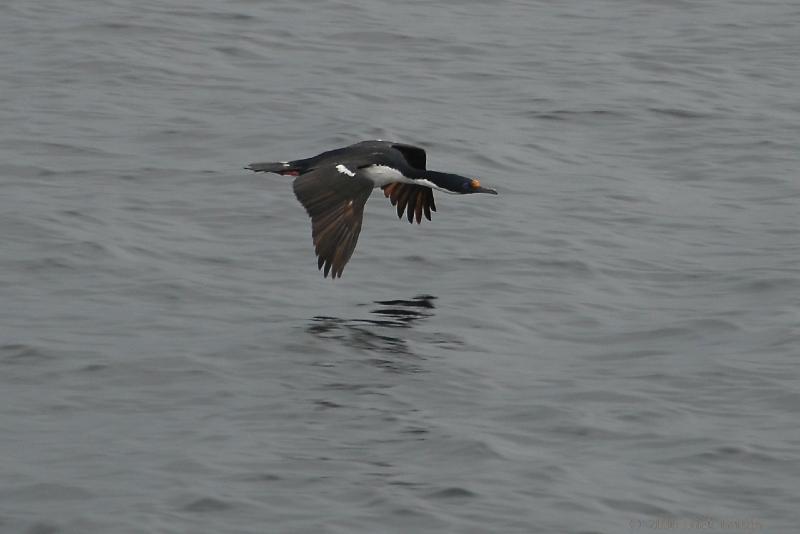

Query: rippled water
1;0;799;532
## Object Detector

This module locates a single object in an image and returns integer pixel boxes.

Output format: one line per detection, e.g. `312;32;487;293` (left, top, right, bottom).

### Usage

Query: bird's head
424;171;498;195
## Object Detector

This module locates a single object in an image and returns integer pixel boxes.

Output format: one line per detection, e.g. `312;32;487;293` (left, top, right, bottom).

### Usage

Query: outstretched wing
391;143;427;170
381;183;437;224
293;167;374;278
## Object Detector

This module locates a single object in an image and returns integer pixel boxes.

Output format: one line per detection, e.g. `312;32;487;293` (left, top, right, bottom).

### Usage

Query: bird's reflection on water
307;295;436;370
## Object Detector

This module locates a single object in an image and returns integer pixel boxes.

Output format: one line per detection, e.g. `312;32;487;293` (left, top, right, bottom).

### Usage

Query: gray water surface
1;1;799;532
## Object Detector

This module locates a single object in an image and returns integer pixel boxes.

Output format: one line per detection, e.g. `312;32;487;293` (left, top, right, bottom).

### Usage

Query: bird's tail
245;161;304;176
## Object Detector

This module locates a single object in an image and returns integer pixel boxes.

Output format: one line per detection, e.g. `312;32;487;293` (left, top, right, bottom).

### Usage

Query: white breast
361;165;411;187
359;165;457;193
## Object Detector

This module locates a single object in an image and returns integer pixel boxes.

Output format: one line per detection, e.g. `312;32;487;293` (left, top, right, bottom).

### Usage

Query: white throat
360;165;455;193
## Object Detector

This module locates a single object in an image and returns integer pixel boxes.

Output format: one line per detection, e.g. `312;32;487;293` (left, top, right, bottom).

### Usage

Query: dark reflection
307;295;436;367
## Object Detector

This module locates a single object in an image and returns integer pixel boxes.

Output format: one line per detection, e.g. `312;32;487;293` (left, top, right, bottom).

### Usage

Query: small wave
600;497;671;516
182;497;234;513
649;107;712;119
212;46;265;60
426;487;478;500
0;343;54;365
528;109;627;121
668;444;785;467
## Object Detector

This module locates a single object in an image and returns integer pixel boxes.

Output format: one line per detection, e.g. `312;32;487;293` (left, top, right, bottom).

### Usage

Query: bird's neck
413;170;464;193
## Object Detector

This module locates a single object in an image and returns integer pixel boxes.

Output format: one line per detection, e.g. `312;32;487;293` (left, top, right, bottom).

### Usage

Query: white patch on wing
281;161;290;167
336;164;356;177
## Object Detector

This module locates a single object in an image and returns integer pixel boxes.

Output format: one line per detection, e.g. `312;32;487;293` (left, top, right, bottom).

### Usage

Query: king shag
246;140;497;279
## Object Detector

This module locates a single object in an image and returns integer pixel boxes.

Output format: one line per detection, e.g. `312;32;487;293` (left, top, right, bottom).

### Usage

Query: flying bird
246;140;497;278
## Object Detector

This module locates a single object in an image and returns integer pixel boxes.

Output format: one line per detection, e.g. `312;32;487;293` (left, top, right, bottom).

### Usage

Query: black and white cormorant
246;140;497;279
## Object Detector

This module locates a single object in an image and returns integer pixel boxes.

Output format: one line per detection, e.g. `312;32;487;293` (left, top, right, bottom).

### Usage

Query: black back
291;141;427;176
